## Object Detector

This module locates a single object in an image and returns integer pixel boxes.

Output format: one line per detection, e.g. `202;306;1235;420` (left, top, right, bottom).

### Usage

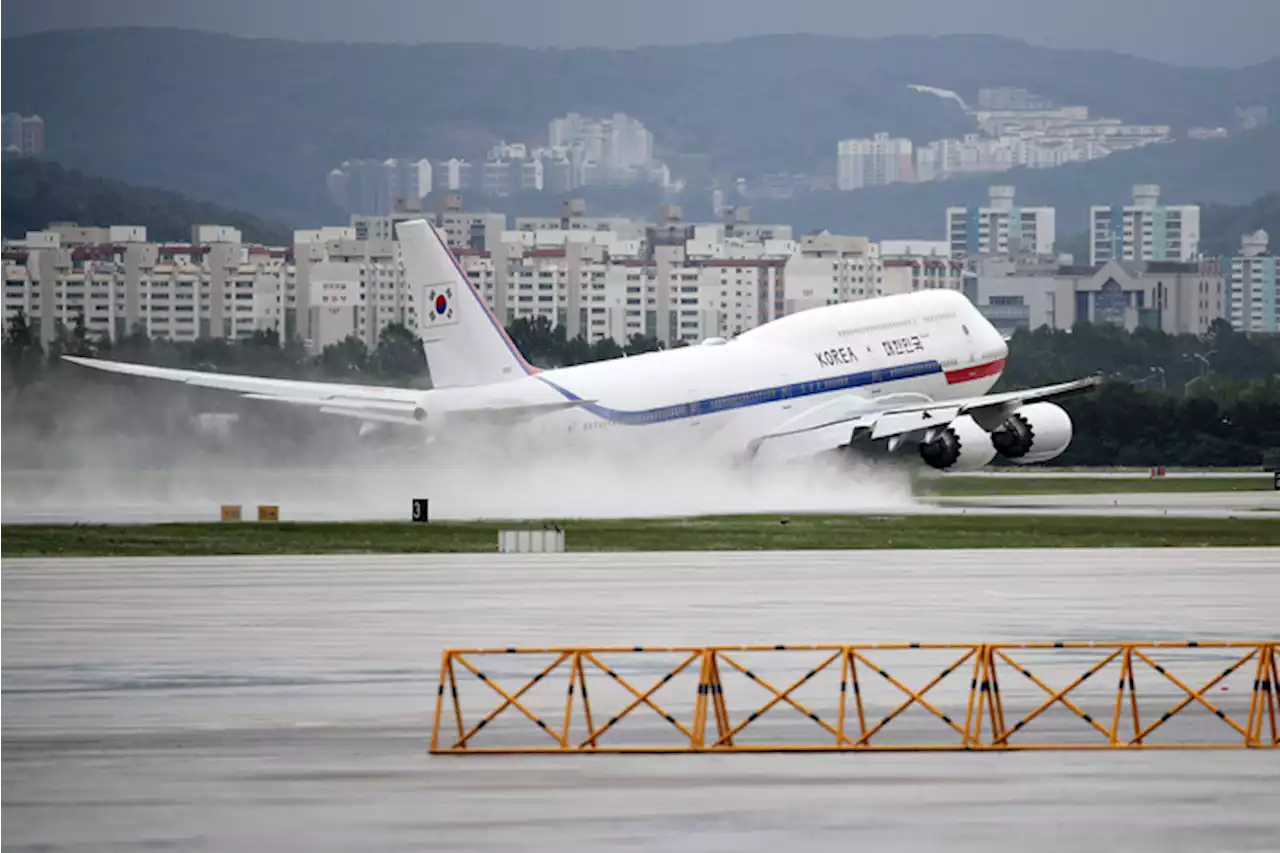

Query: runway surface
4;550;1279;852
5;490;1278;523
5;463;1279;524
931;491;1280;518
952;470;1276;479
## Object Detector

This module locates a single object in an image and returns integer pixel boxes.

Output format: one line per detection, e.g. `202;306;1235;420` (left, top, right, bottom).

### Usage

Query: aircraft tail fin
396;218;534;387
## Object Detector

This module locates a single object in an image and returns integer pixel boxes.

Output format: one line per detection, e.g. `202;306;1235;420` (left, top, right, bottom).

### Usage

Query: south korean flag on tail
426;282;458;326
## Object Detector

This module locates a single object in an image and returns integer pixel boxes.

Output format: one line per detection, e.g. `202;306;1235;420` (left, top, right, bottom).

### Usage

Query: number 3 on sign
412;498;429;523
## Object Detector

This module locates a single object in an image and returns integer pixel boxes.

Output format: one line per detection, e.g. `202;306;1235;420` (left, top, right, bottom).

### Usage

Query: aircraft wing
61;356;591;427
864;374;1103;439
747;374;1102;459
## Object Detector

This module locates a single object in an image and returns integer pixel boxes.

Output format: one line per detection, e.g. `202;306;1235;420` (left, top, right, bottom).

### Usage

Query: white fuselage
426;289;1009;457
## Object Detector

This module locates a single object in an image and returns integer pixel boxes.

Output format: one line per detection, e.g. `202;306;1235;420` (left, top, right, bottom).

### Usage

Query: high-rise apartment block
946;186;1056;258
1229;230;1279;333
836;134;915;190
548;112;654;173
4;204;959;355
2;224;292;347
327;158;432;216
433;158;473;192
1090;184;1200;266
2;113;44;156
976;87;1056;111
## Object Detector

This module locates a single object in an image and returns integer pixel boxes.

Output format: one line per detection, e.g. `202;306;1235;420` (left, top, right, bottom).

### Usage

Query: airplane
64;219;1101;472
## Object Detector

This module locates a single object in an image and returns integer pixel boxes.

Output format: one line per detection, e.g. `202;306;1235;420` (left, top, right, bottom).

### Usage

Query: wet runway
5;491;1278;523
5;462;1279;524
931;490;1280;518
4;550;1279;851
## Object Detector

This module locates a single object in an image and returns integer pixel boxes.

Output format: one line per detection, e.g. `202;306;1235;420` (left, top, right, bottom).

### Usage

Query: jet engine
989;402;1073;465
918;415;998;472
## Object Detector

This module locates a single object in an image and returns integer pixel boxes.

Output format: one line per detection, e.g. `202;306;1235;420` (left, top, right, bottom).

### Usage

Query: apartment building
836;133;915;190
914;95;1171;183
881;258;967;298
326;158;432;216
477;229;792;345
294;230;419;352
947;186;1057;258
4;209;956;355
1229;230;1279;333
3;225;291;347
2;113;45;156
976;88;1056;111
548;112;654;174
880;239;950;258
1090;184;1201;266
782;234;881;315
514;199;644;240
434;158;473;192
780;233;965;324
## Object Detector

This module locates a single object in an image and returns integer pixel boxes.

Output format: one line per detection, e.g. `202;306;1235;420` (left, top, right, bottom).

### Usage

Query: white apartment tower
548;112;654;173
1229;230;1279;333
1090;184;1201;266
2;225;292;346
836;133;916;190
946;186;1057;258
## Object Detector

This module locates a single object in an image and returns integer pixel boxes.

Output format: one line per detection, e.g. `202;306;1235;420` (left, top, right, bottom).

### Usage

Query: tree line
0;311;662;392
998;320;1280;466
4;311;1279;468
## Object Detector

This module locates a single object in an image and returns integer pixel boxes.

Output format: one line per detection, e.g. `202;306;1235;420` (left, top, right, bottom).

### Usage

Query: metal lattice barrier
429;643;1279;753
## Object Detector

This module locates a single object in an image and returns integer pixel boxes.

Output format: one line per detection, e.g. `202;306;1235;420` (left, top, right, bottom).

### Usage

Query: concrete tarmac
4;550;1279;852
930;490;1280;518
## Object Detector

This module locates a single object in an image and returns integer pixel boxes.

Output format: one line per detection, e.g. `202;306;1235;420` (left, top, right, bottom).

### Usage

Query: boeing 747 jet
66;220;1100;471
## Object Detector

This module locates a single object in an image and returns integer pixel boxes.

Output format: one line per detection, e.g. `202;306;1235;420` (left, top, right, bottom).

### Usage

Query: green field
921;475;1273;496
4;514;1279;558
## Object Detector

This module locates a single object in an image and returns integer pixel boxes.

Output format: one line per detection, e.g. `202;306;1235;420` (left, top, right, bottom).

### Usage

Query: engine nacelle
918;415;998;472
990;402;1073;465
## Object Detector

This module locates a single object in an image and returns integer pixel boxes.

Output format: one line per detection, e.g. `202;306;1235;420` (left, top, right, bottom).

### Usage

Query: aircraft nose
974;310;1008;359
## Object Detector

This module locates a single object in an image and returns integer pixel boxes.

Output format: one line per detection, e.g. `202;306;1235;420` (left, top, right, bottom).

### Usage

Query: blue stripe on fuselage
536;359;943;425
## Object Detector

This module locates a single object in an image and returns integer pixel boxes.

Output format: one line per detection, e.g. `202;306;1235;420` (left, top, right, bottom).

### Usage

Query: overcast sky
5;0;1278;67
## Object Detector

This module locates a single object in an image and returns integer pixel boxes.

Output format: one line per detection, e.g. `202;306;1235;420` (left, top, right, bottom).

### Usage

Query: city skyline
5;0;1280;68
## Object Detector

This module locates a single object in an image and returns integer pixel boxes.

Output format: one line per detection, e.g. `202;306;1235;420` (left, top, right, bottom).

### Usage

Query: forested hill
1200;191;1280;257
1;159;292;245
3;27;1278;227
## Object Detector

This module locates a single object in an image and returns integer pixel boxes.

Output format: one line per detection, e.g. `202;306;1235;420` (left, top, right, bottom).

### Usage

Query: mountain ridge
8;27;1278;71
3;27;1276;228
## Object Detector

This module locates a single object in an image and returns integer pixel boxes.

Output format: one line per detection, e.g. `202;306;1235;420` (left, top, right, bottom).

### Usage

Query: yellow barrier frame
429;642;1279;754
